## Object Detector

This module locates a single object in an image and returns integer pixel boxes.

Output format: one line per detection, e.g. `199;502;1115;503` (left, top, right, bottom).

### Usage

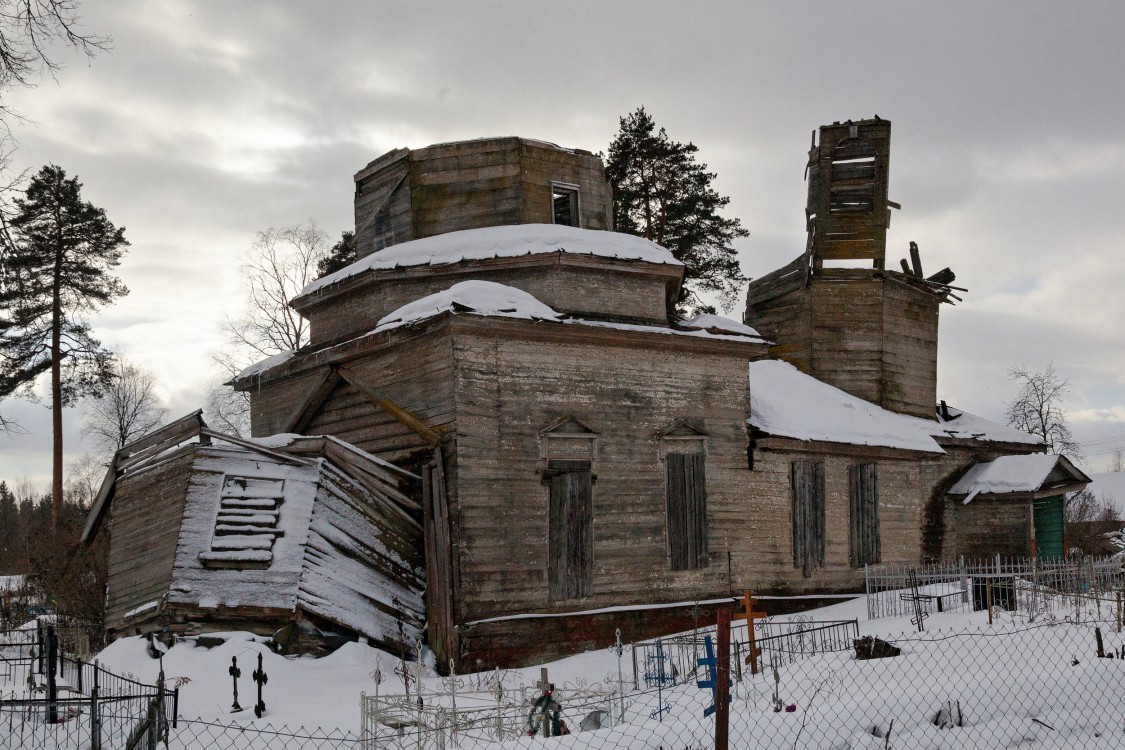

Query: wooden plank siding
299;256;680;345
104;448;197;634
352;137;612;260
450;321;761;625
791;460;826;576
744;268;941;419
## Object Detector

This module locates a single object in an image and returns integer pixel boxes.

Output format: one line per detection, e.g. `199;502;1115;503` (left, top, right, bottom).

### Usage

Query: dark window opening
546;460;592;600
551;184;580;227
791;461;825;576
849;463;880;567
666;452;708;570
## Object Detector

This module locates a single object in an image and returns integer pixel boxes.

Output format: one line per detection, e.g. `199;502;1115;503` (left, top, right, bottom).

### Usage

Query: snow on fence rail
864;555;1123;620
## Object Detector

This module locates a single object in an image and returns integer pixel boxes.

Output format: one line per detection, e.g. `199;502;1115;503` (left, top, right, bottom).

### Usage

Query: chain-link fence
1;622;171;750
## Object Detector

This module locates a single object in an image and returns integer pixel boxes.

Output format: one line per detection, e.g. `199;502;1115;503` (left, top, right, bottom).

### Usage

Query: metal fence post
90;683;101;750
46;624;58;724
865;563;873;620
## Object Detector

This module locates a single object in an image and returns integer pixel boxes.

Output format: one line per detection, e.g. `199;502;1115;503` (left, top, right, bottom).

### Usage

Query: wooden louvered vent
199;476;285;569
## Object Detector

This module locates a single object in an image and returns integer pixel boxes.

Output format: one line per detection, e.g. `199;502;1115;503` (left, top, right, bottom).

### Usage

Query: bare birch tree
81;355;166;459
206;222;330;435
1005;363;1083;462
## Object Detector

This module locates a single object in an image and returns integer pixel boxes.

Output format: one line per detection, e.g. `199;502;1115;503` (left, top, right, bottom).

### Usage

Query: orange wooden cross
733;591;767;675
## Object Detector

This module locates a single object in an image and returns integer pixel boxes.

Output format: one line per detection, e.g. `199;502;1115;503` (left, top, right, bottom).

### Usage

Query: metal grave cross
229;656;243;713
695;635;730;718
252;652;268;718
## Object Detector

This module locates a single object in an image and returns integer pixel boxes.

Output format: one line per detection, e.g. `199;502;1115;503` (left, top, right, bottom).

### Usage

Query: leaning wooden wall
104;448;196;635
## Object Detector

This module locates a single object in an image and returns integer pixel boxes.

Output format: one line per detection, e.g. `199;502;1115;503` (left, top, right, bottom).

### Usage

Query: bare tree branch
1005;362;1084;462
80;354;167;459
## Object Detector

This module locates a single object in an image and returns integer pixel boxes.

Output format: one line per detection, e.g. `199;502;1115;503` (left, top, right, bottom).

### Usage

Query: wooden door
548;462;592;601
1034;496;1065;560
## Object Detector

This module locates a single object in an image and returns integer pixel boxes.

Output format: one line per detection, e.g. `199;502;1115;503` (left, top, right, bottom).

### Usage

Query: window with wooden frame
540;417;597;601
666;452;708;570
551;183;581;227
849;463;880;567
791;460;825;576
199;476;285;569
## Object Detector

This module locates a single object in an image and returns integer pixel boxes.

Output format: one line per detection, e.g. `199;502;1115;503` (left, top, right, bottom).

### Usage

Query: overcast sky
3;1;1125;487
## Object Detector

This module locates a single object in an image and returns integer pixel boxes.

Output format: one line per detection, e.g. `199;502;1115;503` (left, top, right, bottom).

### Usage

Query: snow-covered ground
6;594;1124;748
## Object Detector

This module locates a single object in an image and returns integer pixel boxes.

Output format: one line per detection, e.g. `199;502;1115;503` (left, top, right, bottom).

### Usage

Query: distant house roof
300;224;682;297
748;360;945;453
949;453;1091;501
678;313;762;339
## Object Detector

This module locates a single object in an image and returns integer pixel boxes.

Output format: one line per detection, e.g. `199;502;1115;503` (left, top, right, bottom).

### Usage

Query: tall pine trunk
50;207;64;532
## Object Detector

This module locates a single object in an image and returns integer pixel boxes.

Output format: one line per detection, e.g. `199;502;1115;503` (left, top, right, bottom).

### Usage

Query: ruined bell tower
745;118;958;420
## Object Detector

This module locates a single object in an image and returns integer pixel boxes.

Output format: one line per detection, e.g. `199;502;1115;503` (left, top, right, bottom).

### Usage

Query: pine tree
315;230;357;278
0;165;129;529
605;107;748;315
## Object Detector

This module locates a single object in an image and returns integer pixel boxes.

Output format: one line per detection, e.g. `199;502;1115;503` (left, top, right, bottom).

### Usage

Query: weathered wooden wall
104;448;196;635
744;270;940;419
354;150;413;255
880;277;939;418
732;446;931;593
450;319;762;641
945;497;1032;559
299;258;678;346
352;138;612;258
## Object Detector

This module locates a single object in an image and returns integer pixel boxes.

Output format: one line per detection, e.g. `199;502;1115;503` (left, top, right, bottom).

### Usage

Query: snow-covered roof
300;224;682;296
236;283;767;383
679;313;762;338
375;280;560;332
236;349;295;380
748;360;944;453
935;406;1044;446
948;453;1086;499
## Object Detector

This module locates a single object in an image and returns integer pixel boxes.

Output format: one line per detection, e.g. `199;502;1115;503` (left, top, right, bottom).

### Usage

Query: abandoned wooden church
87;125;1085;668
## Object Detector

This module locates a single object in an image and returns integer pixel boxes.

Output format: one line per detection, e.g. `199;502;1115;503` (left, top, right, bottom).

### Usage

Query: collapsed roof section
83;411;425;653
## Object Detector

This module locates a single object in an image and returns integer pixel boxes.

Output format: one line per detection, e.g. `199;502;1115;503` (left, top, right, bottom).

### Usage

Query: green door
1034;496;1065;559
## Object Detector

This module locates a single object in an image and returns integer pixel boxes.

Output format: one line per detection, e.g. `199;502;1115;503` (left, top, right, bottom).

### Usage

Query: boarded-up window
666;453;708;570
849;463;880;567
547;460;592;601
199;476;284;569
791;461;825;576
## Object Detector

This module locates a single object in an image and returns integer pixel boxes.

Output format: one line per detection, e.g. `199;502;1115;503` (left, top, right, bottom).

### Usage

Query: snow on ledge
235;350;295;380
300;224;682;296
679;313;762;338
935;406;1043;446
374;280;561;332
